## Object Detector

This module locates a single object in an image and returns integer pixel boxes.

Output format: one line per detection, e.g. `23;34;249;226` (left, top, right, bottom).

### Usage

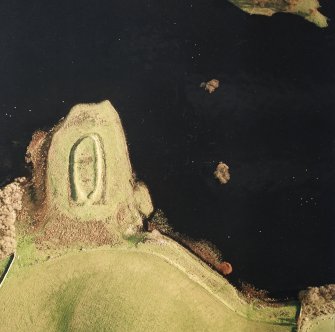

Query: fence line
0;253;15;288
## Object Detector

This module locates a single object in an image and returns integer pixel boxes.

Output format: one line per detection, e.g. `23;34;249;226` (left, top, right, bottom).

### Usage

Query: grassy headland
0;234;298;332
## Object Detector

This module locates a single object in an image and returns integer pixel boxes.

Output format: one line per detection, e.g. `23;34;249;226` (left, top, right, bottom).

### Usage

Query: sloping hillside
0;235;298;332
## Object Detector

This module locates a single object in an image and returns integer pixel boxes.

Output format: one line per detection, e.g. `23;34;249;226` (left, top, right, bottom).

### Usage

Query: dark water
0;0;335;297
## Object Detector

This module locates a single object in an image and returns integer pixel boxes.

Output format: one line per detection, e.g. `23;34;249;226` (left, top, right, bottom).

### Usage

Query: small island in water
0;100;334;331
229;0;328;28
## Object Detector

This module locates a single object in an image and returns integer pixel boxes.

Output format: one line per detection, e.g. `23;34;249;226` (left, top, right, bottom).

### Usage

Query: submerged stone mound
200;79;220;94
25;100;153;247
214;162;230;184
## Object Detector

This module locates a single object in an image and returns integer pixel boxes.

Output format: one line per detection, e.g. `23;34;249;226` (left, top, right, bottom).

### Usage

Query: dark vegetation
148;209;233;276
240;282;275;303
298;284;335;324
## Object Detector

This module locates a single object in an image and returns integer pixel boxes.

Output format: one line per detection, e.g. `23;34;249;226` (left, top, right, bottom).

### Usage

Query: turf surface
0;237;298;331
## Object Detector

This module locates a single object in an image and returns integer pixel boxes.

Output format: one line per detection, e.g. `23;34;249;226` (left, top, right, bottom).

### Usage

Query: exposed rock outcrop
214;162;230;185
298;284;335;331
0;178;26;259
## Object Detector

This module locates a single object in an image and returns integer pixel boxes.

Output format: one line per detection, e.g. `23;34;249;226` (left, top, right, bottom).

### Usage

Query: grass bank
0;235;298;331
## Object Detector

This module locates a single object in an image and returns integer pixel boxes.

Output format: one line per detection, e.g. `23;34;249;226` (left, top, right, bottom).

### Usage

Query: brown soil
25;130;49;204
35;216;118;249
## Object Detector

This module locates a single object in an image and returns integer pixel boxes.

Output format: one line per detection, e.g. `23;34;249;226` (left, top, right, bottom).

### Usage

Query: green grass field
0;235;298;331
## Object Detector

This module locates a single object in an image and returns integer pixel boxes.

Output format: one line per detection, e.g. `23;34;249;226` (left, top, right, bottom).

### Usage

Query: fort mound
23;100;153;249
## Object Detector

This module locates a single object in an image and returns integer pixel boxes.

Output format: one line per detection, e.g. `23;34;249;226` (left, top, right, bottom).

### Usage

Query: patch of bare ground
35;217;117;249
249;0;293;10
